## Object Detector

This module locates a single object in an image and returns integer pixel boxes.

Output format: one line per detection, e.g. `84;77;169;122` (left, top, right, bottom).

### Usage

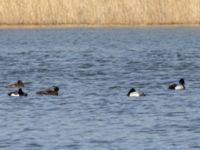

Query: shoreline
0;24;200;29
1;0;200;29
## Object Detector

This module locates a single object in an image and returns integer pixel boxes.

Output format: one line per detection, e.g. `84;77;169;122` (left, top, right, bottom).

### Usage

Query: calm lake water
0;27;200;150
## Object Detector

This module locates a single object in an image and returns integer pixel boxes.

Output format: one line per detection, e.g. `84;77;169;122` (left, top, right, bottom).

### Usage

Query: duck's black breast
22;93;28;96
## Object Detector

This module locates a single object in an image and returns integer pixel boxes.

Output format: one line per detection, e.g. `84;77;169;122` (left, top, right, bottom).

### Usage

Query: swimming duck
168;78;185;90
8;88;28;96
6;80;25;88
36;86;59;96
127;88;145;97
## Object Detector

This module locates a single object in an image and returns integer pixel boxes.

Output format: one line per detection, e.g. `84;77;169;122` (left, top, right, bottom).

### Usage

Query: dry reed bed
0;0;200;25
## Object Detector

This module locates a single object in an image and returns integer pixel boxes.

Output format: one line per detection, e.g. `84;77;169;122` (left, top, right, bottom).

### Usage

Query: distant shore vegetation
0;0;200;26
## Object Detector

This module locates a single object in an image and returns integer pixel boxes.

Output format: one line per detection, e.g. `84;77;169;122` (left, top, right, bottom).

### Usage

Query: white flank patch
129;92;140;97
10;93;20;97
175;85;184;90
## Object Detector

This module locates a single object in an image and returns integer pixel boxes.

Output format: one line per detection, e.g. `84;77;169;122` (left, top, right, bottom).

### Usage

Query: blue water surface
0;27;200;150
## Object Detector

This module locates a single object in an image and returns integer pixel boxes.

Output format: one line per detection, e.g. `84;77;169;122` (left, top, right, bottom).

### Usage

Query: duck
168;78;185;90
127;88;145;97
6;80;25;88
36;86;59;96
8;88;28;96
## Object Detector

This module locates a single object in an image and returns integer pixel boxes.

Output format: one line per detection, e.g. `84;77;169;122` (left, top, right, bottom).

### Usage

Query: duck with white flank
36;86;59;96
127;88;145;97
168;78;185;90
8;88;28;96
